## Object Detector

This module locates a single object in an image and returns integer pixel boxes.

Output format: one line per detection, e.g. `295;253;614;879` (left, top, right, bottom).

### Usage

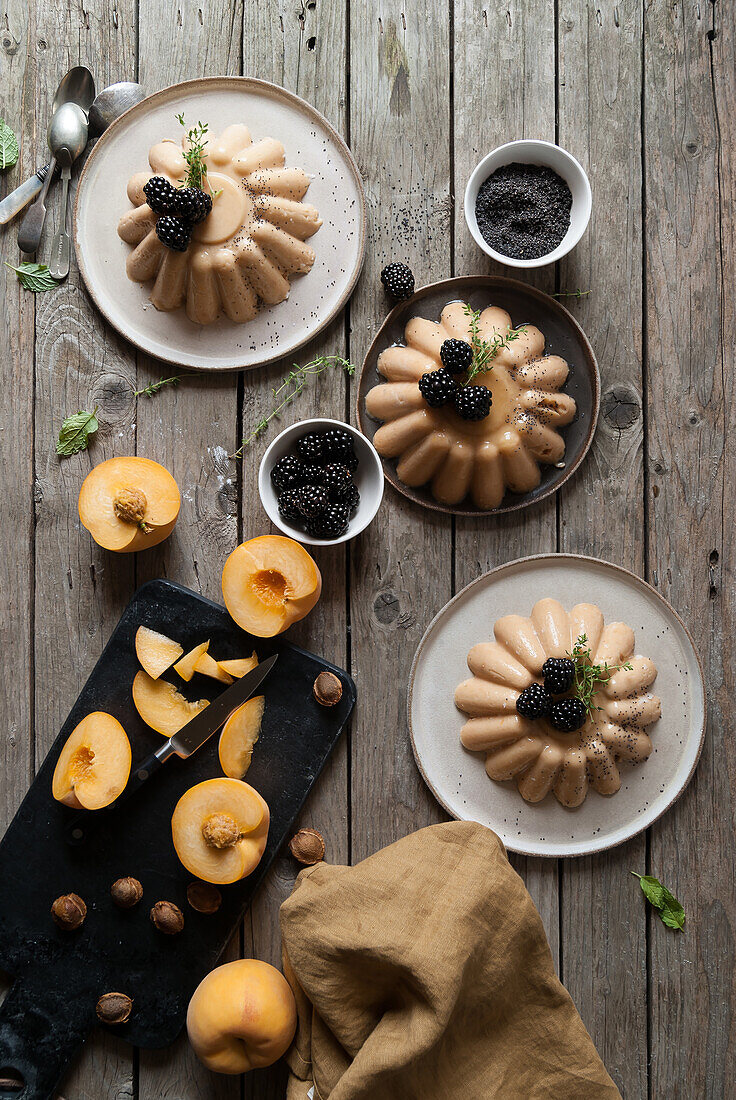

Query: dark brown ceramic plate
357;275;600;516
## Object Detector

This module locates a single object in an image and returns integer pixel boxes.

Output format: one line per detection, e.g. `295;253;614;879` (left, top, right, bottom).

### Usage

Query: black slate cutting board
0;579;355;1099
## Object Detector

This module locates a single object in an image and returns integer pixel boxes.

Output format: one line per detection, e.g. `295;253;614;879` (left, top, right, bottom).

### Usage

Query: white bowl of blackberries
259;419;384;546
464;139;592;269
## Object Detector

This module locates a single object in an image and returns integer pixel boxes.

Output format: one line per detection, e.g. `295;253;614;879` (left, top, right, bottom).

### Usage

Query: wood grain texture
644;0;734;1094
348;2;451;865
557;4;647;1095
451;0;560;965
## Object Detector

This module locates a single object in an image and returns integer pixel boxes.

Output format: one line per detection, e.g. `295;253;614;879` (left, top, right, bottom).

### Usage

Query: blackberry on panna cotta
440;339;473;374
155;215;192;253
549;697;588;733
143;175;177;215
418;369;458;408
172;186;213;224
455;385;492;421
516;683;552;721
543;656;575;695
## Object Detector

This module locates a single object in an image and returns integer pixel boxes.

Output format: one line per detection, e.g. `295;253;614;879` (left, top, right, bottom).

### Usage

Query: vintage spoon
46;104;89;278
1;81;143;226
17;103;88;257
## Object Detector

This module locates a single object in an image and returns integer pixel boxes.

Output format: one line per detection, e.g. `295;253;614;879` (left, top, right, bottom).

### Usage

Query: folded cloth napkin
280;820;621;1100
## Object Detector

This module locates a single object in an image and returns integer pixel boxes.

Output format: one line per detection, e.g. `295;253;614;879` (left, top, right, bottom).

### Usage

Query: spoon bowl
53;66;95;115
89;83;145;137
48;102;89;167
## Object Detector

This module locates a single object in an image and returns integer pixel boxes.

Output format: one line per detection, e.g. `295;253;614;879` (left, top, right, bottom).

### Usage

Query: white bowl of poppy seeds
464;139;592;269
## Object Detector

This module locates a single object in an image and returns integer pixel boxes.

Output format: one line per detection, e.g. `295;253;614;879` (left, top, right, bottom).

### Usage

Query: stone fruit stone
171;778;269;884
222;535;321;638
78;456;180;552
135;626;183;680
132;670;209;737
187;959;296;1074
218;696;265;779
52;712;131;810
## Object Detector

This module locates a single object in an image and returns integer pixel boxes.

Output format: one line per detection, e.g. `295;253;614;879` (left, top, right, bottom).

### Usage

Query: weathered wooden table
1;1;732;1096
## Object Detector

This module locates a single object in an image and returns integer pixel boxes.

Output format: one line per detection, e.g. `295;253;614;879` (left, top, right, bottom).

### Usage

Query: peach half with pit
132;671;209;736
171;778;269;884
78;456;180;553
186;959;297;1074
52;712;131;810
222;535;321;638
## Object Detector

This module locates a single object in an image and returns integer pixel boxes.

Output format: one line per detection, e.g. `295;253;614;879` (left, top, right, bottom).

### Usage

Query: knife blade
66;652;278;844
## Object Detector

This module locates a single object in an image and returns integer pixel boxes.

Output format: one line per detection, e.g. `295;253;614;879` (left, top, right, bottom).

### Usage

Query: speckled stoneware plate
74;77;366;371
408;555;706;857
357;275;599;515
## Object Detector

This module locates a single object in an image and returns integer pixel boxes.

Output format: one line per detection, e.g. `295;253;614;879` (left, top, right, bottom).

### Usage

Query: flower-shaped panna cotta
455;599;661;808
365;301;576;509
118;124;321;325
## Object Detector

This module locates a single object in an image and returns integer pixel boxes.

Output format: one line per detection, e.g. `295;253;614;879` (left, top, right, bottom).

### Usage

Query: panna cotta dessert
455;599;661;807
365;300;576;509
117;121;322;325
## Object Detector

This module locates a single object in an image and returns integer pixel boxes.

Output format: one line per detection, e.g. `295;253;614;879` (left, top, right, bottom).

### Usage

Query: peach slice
135;626;183;680
187;959;297;1074
218;653;258;679
52;712;131;810
132;671;209;736
218;697;264;779
174;641;210;682
171;778;269;884
78;456;180;553
195;651;234;684
222;535;321;638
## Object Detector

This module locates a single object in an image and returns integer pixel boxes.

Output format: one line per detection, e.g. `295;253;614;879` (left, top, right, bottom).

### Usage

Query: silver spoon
17;103;88;257
46;104;89;278
0;81;143;226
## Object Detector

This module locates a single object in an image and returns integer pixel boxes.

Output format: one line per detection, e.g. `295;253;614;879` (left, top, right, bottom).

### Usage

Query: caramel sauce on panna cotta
365;300;577;509
117;124;322;325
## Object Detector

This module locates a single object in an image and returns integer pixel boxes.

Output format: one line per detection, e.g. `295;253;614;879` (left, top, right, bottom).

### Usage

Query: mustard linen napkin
280;820;621;1100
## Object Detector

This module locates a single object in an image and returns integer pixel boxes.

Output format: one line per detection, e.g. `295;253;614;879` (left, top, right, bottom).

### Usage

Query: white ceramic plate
408;555;706;857
74;77;366;371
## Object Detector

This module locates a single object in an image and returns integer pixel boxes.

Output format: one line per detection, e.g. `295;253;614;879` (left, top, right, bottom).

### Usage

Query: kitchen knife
66;652;278;844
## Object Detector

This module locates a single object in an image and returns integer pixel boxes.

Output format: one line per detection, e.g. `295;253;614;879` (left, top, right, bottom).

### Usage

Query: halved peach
218;697;264;779
132;671;209;736
171;778;269;884
174;641;210;682
135;626;183;679
78;456;180;553
222;536;321;638
218;653;258;679
52;712;131;810
195;652;234;684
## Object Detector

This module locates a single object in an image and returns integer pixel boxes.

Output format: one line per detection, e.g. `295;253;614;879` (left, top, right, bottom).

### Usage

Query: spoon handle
17;155;57;253
47;166;71;279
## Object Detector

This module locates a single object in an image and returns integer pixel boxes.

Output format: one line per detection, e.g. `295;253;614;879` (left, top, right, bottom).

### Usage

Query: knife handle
0;166;49;225
65;742;176;845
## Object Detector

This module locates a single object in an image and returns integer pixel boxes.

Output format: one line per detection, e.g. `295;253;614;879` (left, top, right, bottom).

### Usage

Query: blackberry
143;175;177;215
455;385;492;421
549;698;588;733
418;368;457;408
322;428;357;466
172;186;212;224
516;683;552;721
305;502;349;539
321;462;352;496
295;484;329;518
155;215;192;252
296;432;325;461
342;482;360;515
278;488;303;523
271;454;308;492
543;657;575;695
380;262;415;300
440;339;473;374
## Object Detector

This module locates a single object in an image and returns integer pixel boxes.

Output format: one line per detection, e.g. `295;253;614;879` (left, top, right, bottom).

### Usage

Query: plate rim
356;274;601;516
407;552;707;857
73;75;367;372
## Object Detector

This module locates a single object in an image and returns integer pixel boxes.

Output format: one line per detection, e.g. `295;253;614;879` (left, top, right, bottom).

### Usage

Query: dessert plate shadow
73;77;366;371
357;275;600;516
408;555;706;857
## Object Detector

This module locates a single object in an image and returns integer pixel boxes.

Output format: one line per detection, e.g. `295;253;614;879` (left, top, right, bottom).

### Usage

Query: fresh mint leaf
0;120;19;169
631;872;684;931
56;407;99;457
5;261;59;293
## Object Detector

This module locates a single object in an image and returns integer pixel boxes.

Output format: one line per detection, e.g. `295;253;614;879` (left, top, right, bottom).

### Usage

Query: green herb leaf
56;407;99;457
631;872;685;931
133;374;182;398
0;119;19;170
552;288;590;300
176;114;209;190
461;302;526;385
567;633;633;717
5;261;59;293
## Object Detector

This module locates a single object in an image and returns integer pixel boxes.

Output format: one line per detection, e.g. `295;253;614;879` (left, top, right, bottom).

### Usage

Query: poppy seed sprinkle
475;162;573;260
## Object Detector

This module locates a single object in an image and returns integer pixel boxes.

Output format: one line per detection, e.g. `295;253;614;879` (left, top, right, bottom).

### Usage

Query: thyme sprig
568;633;633;715
462;303;526;385
176;114;209;190
552;288;591;300
133;375;183;398
233;355;355;457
